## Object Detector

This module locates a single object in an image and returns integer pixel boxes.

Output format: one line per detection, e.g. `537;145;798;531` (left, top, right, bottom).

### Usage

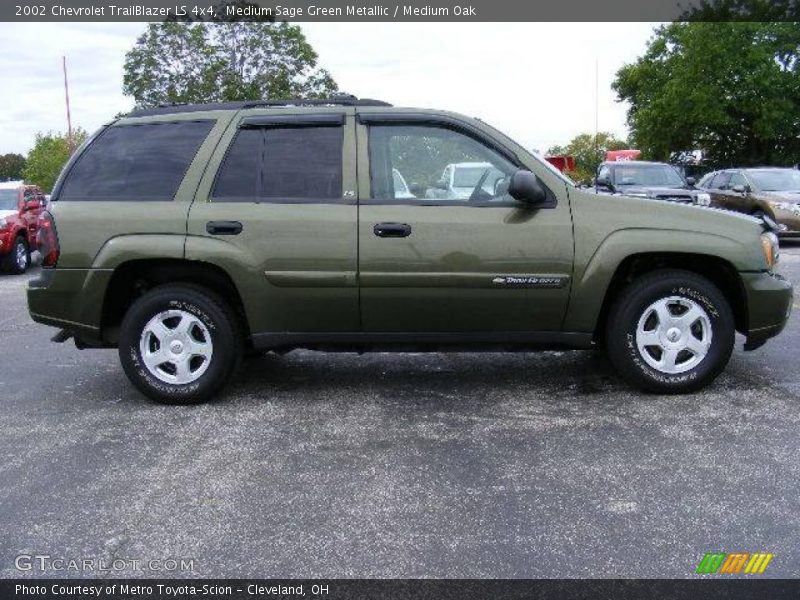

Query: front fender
563;227;759;333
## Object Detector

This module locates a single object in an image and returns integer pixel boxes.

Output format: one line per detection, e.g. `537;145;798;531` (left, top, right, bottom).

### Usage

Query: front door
356;118;574;334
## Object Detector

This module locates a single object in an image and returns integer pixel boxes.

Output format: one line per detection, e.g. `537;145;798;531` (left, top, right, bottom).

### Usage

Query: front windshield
613;165;685;188
748;169;800;192
0;189;18;210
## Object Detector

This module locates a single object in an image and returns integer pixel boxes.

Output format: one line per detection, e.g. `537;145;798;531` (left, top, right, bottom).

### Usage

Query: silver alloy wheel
15;241;26;270
139;309;213;385
635;296;712;374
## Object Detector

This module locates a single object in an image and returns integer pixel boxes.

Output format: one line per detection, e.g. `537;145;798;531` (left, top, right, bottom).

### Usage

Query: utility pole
63;56;74;153
594;59;599;164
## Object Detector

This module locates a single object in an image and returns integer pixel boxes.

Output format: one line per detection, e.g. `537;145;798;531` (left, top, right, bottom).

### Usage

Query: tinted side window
715;172;732;190
728;172;746;187
212;129;261;199
212;126;343;201
698;172;716;188
60;121;213;201
367;125;516;204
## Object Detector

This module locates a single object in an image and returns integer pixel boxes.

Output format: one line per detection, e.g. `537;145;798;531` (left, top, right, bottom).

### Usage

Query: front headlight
696;192;711;206
0;217;8;232
761;232;779;270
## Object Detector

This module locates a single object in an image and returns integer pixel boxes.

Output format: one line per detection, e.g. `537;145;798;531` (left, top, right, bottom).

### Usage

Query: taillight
37;211;60;267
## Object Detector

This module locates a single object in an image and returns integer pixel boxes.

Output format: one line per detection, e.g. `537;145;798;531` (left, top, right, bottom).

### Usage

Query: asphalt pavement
1;246;798;578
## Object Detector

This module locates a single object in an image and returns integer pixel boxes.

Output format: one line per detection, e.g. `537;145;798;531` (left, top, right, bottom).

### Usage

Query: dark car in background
697;168;800;238
595;161;711;206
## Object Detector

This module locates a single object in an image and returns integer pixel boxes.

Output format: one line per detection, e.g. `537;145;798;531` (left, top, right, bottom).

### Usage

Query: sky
0;22;657;155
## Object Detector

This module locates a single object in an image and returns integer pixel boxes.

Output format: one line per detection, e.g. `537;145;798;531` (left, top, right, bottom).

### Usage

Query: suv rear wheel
606;270;735;393
118;284;243;404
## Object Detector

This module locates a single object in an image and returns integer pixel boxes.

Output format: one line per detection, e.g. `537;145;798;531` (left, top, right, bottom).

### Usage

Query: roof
601;161;671;167
703;167;798;174
742;167;798;172
128;95;392;117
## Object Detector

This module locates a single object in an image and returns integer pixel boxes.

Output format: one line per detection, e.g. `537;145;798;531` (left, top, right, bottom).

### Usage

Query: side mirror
433;179;448;190
732;184;749;194
508;169;547;205
686;176;696;186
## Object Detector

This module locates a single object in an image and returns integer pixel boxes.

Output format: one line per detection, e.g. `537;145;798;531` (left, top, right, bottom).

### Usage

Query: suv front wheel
118;284;243;404
606;270;735;393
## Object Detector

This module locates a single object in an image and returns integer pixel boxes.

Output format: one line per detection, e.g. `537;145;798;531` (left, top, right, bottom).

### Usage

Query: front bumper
741;271;793;350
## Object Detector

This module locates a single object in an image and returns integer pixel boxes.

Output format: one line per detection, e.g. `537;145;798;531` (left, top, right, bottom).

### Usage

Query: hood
578;186;760;235
763;191;800;203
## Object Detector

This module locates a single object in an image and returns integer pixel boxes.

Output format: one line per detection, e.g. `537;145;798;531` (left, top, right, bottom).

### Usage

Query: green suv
27;97;793;404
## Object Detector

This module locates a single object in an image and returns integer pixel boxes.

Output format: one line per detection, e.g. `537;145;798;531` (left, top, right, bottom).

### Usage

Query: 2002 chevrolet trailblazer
27;97;793;403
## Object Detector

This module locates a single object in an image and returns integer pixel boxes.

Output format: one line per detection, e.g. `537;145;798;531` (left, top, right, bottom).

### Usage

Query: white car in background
392;168;415;199
428;162;506;200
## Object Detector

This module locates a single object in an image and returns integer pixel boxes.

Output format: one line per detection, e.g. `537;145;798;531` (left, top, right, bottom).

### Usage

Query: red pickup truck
0;181;46;274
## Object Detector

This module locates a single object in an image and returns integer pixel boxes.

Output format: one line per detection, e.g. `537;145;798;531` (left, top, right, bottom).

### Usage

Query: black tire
605;269;735;394
118;284;243;404
5;236;30;274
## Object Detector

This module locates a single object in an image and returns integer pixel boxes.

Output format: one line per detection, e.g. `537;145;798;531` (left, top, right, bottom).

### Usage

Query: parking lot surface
1;246;798;578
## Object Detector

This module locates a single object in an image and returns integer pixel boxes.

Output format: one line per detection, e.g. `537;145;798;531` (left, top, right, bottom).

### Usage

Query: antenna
63;56;74;153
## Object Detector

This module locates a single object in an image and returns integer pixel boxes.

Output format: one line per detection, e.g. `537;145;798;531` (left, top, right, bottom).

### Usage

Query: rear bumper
741;271;793;350
27;267;112;341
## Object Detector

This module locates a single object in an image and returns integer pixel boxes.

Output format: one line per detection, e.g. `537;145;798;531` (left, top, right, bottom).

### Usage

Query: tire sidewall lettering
128;299;218;398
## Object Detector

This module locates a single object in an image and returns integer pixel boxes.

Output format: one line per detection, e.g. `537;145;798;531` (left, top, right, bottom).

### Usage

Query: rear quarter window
59;120;214;201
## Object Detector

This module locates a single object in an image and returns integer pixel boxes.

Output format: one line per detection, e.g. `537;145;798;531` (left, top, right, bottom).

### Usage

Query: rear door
355;114;574;335
186;108;359;339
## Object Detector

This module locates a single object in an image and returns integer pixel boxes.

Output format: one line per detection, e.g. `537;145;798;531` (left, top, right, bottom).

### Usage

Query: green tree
123;19;338;108
547;132;628;183
0;153;26;181
613;22;800;167
22;130;87;193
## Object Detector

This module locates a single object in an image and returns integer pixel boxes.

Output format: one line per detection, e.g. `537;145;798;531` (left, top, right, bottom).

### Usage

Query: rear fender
91;234;185;270
183;234;265;333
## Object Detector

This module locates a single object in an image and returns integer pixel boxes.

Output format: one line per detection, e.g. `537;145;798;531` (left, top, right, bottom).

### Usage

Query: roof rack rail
128;95;391;117
243;93;391;108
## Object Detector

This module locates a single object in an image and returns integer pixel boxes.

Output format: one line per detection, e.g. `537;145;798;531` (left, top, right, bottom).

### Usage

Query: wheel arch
100;258;251;345
590;252;748;344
